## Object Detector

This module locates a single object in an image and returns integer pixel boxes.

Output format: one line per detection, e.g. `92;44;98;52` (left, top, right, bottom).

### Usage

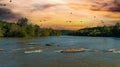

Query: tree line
68;23;120;37
0;18;61;37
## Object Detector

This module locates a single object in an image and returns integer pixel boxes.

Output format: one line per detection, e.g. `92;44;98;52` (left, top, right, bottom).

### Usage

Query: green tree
113;23;120;36
0;29;4;37
26;24;35;37
40;29;50;37
34;25;41;37
0;18;61;37
17;18;28;26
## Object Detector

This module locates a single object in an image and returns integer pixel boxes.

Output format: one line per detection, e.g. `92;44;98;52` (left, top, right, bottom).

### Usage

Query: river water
0;36;120;67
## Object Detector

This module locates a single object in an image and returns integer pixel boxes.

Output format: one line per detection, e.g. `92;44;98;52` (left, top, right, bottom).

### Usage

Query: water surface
0;36;120;67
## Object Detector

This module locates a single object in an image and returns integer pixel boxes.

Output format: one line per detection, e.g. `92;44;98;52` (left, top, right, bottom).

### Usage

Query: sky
0;0;120;30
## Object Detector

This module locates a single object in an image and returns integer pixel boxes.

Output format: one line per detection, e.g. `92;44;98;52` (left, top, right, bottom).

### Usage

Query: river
0;36;120;67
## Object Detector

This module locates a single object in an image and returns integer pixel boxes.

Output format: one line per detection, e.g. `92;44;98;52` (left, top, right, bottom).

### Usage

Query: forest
1;17;120;37
68;22;120;37
0;18;61;37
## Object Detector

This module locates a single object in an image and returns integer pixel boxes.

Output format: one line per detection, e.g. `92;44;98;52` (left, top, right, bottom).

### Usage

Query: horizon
0;0;120;30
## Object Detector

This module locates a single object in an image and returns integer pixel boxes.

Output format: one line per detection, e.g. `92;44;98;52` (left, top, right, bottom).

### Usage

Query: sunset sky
0;0;120;30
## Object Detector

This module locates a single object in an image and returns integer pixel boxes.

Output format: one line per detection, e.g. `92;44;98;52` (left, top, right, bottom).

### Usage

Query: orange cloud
0;0;120;30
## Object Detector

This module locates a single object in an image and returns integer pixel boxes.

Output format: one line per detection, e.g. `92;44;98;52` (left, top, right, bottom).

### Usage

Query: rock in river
61;48;89;53
0;49;4;52
108;48;120;54
46;43;56;46
24;49;42;54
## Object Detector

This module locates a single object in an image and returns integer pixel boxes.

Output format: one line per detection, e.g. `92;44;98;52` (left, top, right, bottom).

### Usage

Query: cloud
31;4;58;12
91;0;120;12
110;0;120;12
0;3;6;6
0;8;21;21
0;0;120;30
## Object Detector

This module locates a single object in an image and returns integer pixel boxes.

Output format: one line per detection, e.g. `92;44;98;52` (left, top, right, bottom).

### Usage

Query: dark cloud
42;4;57;9
91;0;120;12
109;0;120;12
0;3;6;6
0;8;21;21
31;4;58;12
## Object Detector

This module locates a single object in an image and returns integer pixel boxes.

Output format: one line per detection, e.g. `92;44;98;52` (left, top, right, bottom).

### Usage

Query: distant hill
60;30;75;35
68;22;120;37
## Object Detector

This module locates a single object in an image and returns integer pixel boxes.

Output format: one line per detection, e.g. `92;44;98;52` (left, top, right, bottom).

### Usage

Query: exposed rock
108;49;116;52
45;43;60;47
108;48;120;54
46;43;56;46
61;48;89;53
0;48;4;52
24;49;42;54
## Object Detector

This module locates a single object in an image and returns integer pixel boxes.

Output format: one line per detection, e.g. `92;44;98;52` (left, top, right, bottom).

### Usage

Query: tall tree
17;18;28;26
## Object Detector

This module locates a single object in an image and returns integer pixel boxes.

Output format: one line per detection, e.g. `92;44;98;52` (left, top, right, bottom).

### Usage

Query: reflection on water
0;36;120;67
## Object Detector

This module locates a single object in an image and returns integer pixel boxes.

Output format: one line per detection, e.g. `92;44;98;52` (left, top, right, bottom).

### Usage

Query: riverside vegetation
68;22;120;37
0;18;120;37
0;18;61;37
